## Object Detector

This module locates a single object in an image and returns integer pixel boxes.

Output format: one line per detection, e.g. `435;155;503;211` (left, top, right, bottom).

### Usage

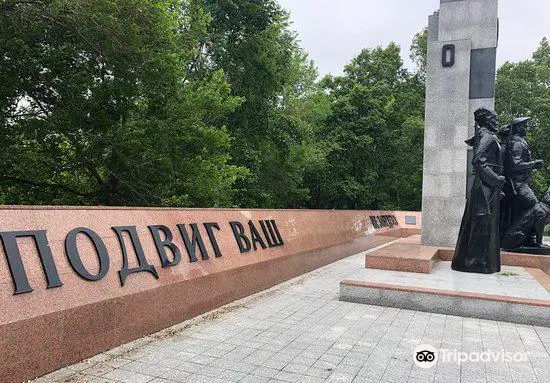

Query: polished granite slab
348;261;550;301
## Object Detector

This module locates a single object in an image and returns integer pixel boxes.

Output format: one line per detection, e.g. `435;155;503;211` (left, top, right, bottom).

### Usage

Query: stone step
366;235;550;275
365;235;439;274
438;248;550;274
340;279;550;327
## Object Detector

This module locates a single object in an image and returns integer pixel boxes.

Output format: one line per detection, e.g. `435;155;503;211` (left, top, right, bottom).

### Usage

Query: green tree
1;2;429;211
410;27;428;81
200;0;317;208
0;0;245;206
309;43;425;210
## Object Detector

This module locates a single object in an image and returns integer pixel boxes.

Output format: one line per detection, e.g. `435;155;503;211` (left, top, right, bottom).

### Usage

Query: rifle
488;180;505;205
504;124;517;195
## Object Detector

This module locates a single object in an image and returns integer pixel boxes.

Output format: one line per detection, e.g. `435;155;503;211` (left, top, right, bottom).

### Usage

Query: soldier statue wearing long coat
452;108;505;274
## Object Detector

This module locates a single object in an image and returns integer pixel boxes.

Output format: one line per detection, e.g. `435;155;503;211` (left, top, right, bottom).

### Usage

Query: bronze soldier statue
499;117;544;247
452;108;504;274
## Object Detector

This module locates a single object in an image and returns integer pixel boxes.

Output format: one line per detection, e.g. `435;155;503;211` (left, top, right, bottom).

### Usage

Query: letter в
148;225;182;267
229;221;251;253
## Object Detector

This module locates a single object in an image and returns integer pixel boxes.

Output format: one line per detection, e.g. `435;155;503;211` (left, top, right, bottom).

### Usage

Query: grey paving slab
32;244;550;383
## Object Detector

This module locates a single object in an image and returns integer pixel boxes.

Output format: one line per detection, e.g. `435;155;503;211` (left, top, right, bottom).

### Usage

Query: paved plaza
34;243;550;383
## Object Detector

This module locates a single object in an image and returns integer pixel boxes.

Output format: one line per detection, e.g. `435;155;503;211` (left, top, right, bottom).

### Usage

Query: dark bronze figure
501;188;550;251
499;117;545;250
452;108;504;274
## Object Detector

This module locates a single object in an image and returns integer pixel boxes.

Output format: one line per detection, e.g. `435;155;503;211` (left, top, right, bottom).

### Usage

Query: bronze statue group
452;108;550;274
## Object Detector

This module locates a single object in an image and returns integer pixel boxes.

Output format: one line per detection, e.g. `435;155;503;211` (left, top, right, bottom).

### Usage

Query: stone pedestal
422;0;499;247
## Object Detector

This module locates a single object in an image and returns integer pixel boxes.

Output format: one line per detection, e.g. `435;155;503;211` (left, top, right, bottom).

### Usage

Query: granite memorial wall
0;206;420;382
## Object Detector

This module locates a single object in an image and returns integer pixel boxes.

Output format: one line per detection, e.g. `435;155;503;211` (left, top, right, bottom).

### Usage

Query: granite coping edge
0;205;422;214
340;280;550;308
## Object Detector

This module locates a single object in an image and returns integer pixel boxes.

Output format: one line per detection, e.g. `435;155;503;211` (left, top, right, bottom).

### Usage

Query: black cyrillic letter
0;230;63;295
270;220;284;246
65;227;110;281
148;225;182;267
263;220;283;247
204;222;222;257
369;216;379;229
259;220;276;248
229;221;251;253
248;221;267;251
177;223;209;262
112;226;159;286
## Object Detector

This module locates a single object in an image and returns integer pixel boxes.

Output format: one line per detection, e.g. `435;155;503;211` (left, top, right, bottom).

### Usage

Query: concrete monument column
421;0;499;247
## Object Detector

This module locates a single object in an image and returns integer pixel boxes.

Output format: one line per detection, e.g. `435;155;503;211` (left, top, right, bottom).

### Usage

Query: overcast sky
278;0;549;77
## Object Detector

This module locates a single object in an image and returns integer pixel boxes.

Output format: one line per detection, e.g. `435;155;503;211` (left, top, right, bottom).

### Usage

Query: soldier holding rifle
500;117;544;248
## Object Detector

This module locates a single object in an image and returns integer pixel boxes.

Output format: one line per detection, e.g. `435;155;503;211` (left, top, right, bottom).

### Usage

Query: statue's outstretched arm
510;141;543;172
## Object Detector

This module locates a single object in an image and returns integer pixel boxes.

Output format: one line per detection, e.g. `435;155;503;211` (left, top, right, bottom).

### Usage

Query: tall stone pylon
421;0;499;247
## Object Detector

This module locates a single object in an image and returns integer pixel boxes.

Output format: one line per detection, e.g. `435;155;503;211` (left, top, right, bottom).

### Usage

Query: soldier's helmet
474;108;498;130
499;116;532;136
511;117;531;133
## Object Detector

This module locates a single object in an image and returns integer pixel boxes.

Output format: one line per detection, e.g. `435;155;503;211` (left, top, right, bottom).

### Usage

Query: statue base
341;234;550;327
502;246;550;256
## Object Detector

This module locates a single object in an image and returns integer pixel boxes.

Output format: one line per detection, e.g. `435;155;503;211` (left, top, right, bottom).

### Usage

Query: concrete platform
341;261;550;327
366;235;550;275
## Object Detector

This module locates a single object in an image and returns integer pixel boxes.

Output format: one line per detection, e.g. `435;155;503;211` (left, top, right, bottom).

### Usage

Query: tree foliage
1;1;428;210
410;27;428;81
304;44;425;210
199;0;317;208
0;0;245;206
